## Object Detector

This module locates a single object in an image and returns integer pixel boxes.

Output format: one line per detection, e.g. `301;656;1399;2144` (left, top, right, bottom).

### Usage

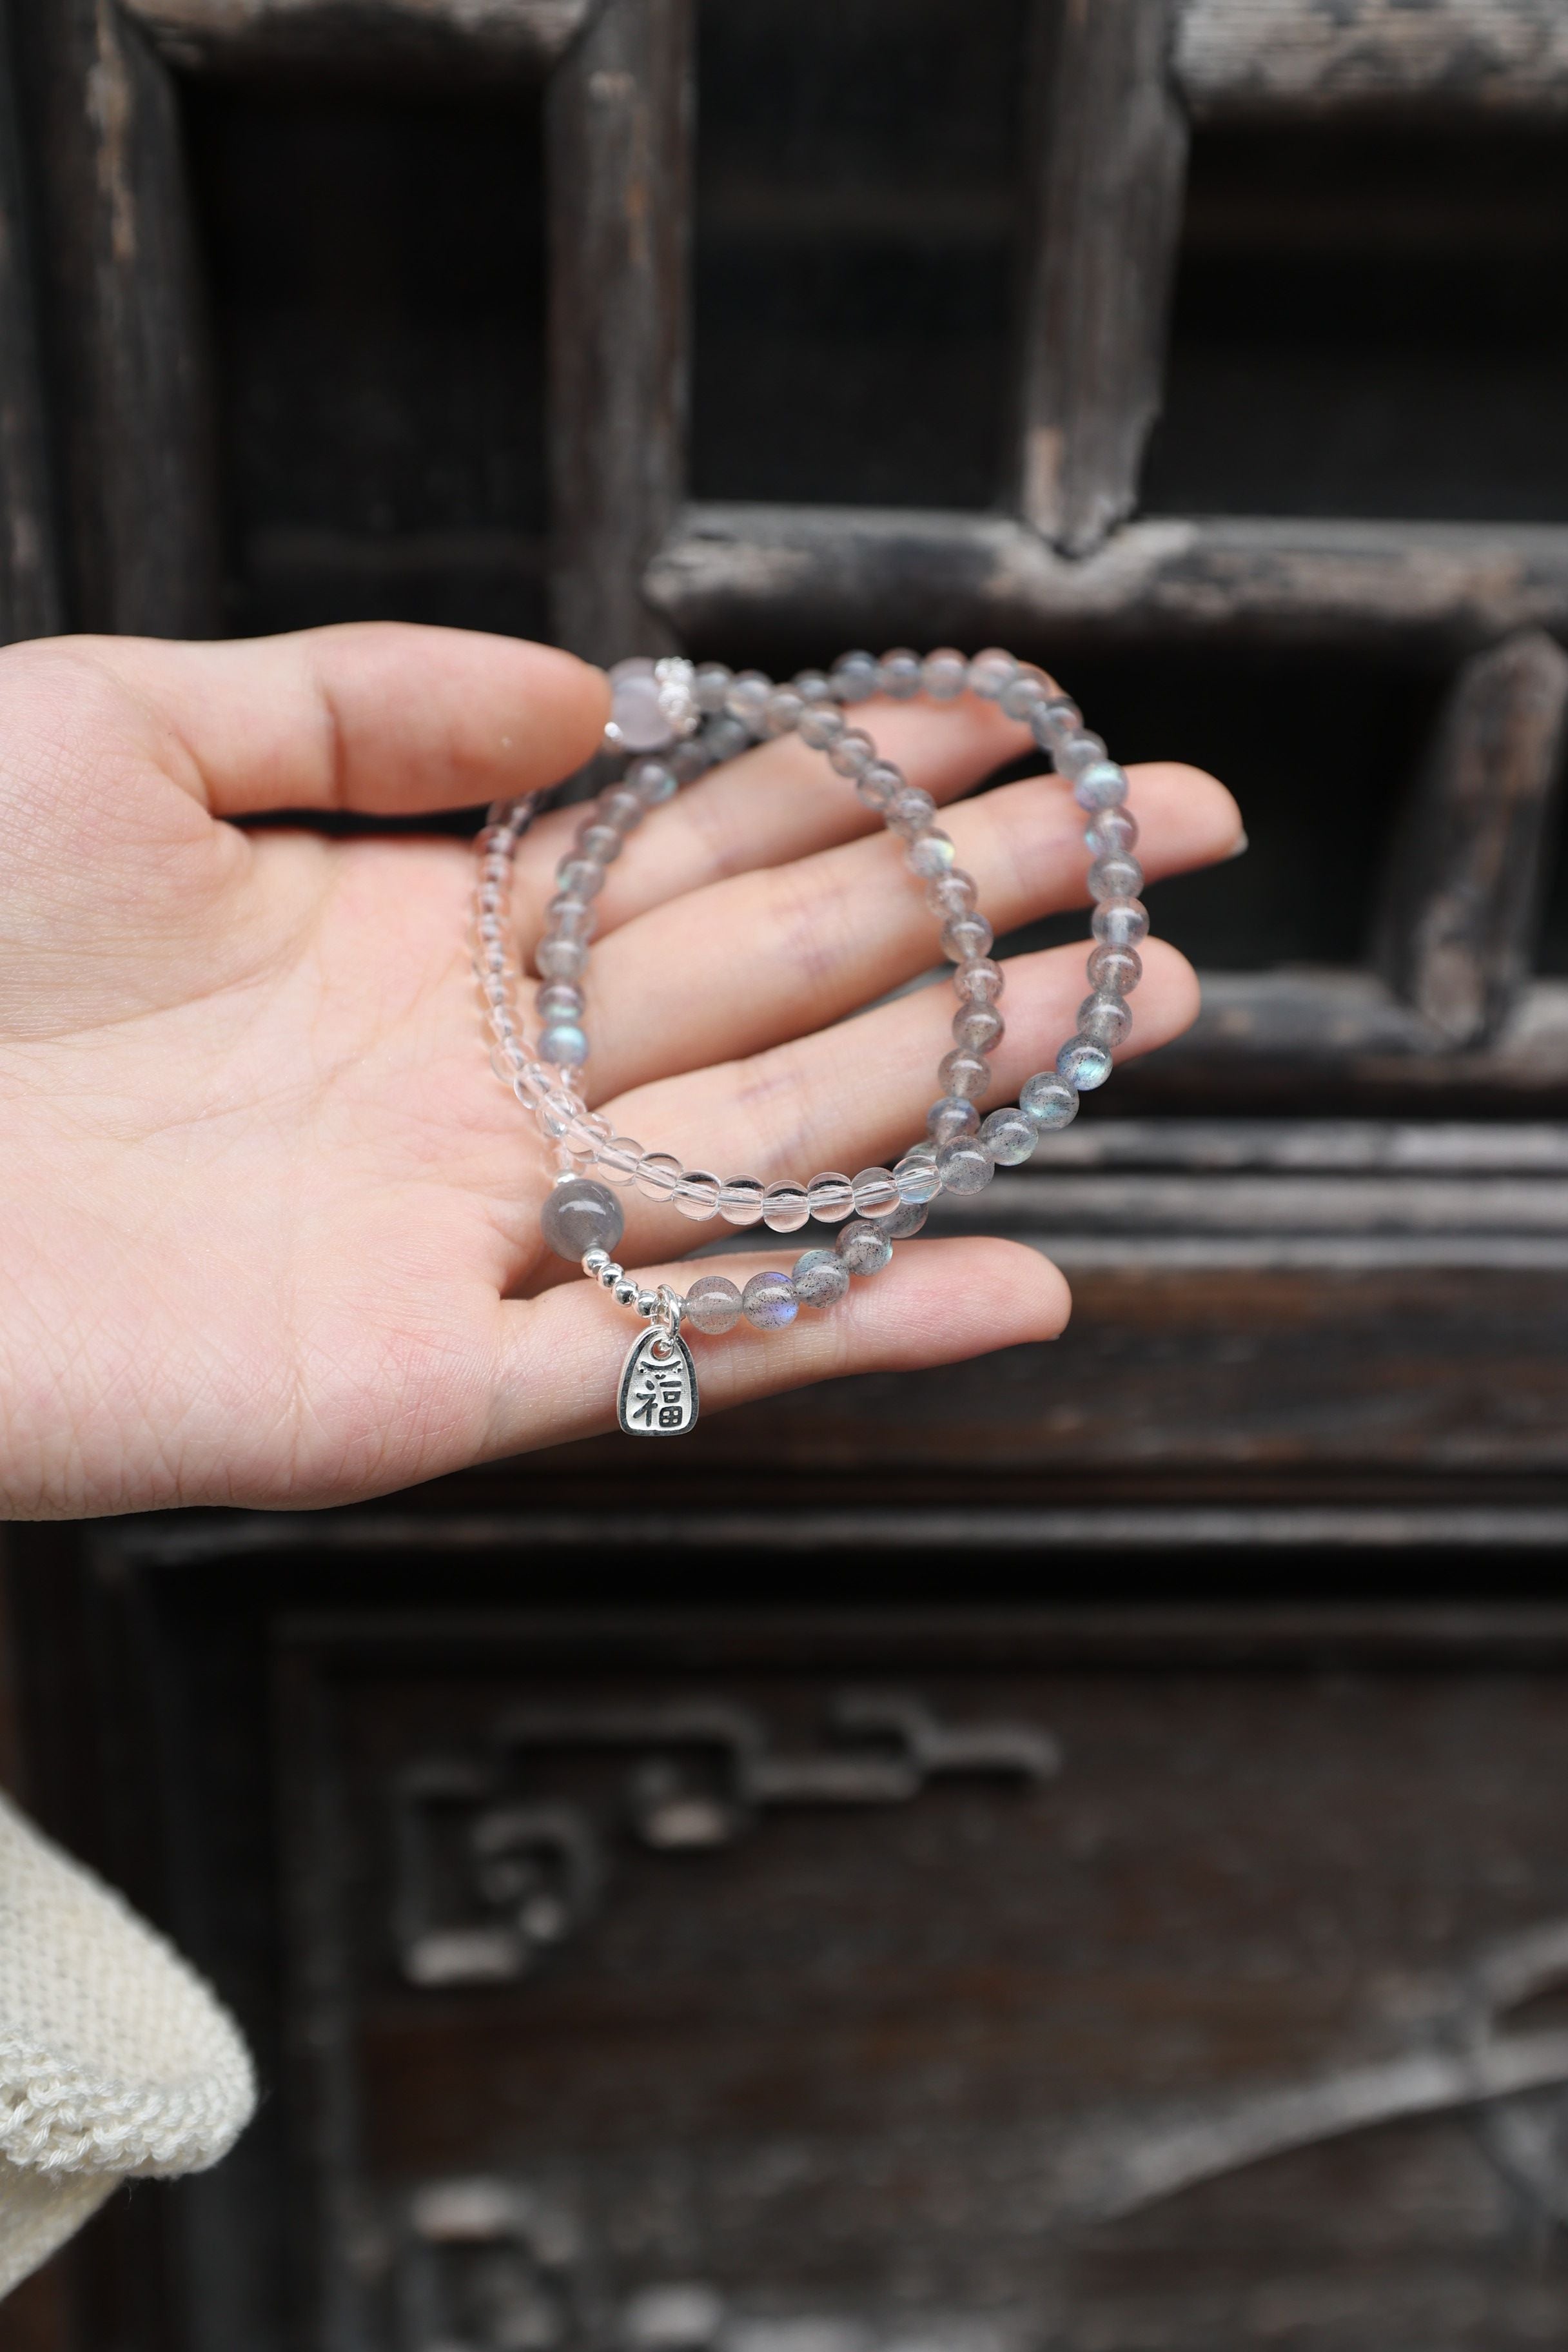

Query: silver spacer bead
582;1248;611;1278
598;1262;623;1289
612;1277;640;1308
634;1289;658;1318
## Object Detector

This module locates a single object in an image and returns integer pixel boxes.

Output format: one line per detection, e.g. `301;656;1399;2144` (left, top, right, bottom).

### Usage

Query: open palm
0;623;1240;1518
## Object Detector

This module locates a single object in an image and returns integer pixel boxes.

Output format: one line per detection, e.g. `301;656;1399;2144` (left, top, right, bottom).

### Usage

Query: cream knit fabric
0;1788;255;2295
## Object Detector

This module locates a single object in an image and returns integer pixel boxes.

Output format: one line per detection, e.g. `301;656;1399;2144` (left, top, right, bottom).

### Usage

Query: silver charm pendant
618;1325;700;1436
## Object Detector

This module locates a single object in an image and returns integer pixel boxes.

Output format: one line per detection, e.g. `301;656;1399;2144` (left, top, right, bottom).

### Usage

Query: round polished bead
938;1046;991;1100
671;738;712;785
936;1139;995;1195
1089;854;1144;903
927;1095;979;1144
879;647;923;699
719;1176;765;1226
798;703;846;750
545;894;596;943
979;1108;1039;1166
852;1166;900;1219
793;669;834;704
1088;943;1142;994
600;785;645;834
1085;807;1139;859
693;662;732;713
674;1168;721;1220
609;658;675;752
1078;991;1133;1046
1093;898;1150;948
612;1277;640;1308
830;651;880;703
954;956;1004;1003
635;1150;683;1200
888;785;938;835
762;1180;810;1233
1058;1035;1114;1090
807;1171;856;1222
536;980;585;1022
894;1146;943;1204
857;760;903;810
882;1196;929;1239
703;714;752;763
999;667;1050;721
1057;730;1108;779
743;1270;798;1330
685;1273;742;1334
906;829;956;877
828;729;876;778
763;687;805;736
928;868;979;917
725;671;772;729
941;912;994;963
953;1001;1004;1053
968;649;1016;700
540;1174;624;1261
1020;1072;1079;1131
536;936;587;981
836;1219;893;1275
629;757;678;806
556;856;604;901
596;1135;644;1183
575;822;621;865
792;1248;850;1307
923;647;969;700
1074;760;1129;812
564;1110;610;1161
538;1021;589;1066
1030;698;1081;754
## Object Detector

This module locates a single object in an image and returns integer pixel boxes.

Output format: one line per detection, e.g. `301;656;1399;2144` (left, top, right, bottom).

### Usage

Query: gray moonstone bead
540;1175;624;1261
686;1273;742;1334
836;1219;892;1275
881;1197;929;1239
743;1271;799;1329
792;1248;850;1307
608;658;675;752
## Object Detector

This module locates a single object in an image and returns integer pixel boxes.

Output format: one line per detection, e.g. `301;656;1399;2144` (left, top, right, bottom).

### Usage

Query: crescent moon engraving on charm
618;1327;700;1436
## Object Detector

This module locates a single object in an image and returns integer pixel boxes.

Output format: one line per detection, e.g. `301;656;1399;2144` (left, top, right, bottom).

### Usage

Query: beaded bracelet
473;647;1147;1436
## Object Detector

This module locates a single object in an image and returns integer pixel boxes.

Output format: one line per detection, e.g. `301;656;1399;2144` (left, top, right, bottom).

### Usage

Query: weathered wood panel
1016;0;1187;553
0;3;62;642
122;0;591;80
1375;629;1568;1046
547;0;691;663
649;504;1568;654
10;0;219;635
1177;0;1568;118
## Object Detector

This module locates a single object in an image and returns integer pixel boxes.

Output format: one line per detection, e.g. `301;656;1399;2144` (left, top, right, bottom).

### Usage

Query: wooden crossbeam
122;0;590;77
1177;0;1568;117
649;504;1568;654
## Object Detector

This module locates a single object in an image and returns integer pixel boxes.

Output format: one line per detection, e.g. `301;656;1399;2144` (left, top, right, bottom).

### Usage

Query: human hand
0;625;1240;1517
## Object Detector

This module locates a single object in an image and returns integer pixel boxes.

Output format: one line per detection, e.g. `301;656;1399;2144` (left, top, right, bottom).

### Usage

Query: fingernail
1226;829;1249;859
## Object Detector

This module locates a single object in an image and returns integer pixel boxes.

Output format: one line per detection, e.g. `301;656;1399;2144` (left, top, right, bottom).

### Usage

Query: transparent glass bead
923;647;968;700
792;1247;849;1306
1073;760;1129;812
907;829;956;877
952;1001;1004;1052
879;648;923;700
793;669;834;705
725;671;772;729
968;648;1016;700
562;1108;609;1159
671;738;712;785
1078;991;1133;1046
596;1134;643;1183
836;1219;893;1275
536;980;585;1021
629;757;677;806
936;1139;995;1194
540;1175;624;1261
828;729;875;778
954;956;1004;1003
807;1170;856;1222
999;667;1049;721
798;703;845;750
980;1108;1038;1166
762;1180;810;1233
1085;807;1138;859
693;662;732;713
763;687;805;736
686;1273;741;1333
941;912;993;963
1088;943;1142;994
1057;730;1108;780
830;651;880;703
857;760;903;811
575;822;621;865
538;1021;588;1066
719;1176;765;1226
600;785;644;834
939;1046;990;1099
1089;854;1144;903
1020;1072;1079;1130
852;1166;899;1219
1092;898;1150;948
674;1169;721;1220
556;856;604;900
888;785;937;836
883;1197;929;1238
928;868;978;918
536;936;587;981
545;895;596;943
635;1150;683;1200
743;1270;798;1330
703;715;752;764
927;1095;979;1144
1057;1036;1114;1090
894;1146;943;1203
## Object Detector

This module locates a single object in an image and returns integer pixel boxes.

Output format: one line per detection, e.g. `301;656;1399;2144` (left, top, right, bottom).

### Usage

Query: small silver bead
582;1248;610;1277
612;1277;640;1308
598;1262;623;1288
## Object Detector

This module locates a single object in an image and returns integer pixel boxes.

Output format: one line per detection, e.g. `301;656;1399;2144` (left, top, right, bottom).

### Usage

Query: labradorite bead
882;1197;929;1239
1057;1036;1114;1090
836;1219;892;1275
979;1108;1038;1166
540;1175;623;1261
792;1248;850;1307
538;1022;588;1066
1020;1072;1079;1131
743;1271;798;1329
936;1139;994;1195
685;1273;742;1334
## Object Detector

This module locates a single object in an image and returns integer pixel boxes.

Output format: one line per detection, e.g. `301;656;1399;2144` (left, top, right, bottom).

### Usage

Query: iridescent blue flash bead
831;651;880;703
1020;1073;1079;1130
879;648;923;699
538;1022;589;1066
1073;760;1129;812
1057;1036;1114;1090
979;1109;1037;1165
792;1248;850;1306
742;1270;799;1329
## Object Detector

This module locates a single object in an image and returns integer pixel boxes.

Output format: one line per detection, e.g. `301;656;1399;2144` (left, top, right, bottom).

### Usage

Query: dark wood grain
1375;629;1568;1047
0;3;62;642
1015;0;1187;553
649;502;1568;654
1177;0;1568;118
123;0;591;83
10;0;220;636
547;0;691;663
